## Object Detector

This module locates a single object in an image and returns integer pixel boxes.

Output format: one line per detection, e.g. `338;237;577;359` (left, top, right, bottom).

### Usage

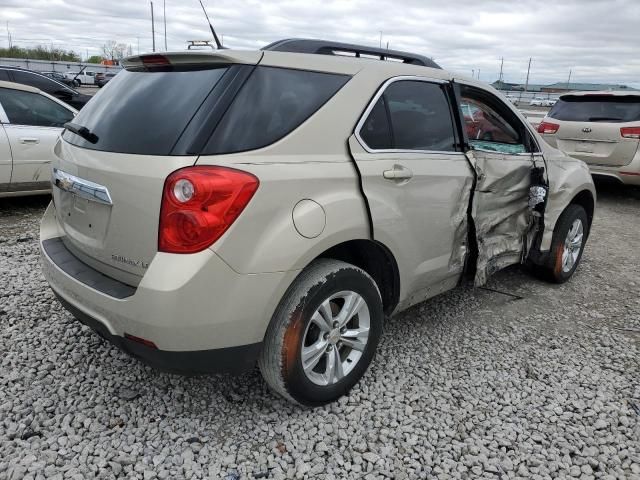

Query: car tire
533;204;589;283
259;259;383;406
74;80;80;87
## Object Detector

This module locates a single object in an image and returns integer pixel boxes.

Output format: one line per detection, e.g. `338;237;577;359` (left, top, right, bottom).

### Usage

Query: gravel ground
1;183;639;480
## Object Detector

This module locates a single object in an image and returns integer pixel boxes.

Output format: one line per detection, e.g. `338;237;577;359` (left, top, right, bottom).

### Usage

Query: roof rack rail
262;38;441;69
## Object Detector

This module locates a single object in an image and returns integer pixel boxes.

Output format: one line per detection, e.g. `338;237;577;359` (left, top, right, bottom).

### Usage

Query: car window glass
0;70;9;81
459;86;534;154
548;96;640;123
204;66;349;154
383;81;456;151
359;97;392;149
0;88;74;127
11;70;59;94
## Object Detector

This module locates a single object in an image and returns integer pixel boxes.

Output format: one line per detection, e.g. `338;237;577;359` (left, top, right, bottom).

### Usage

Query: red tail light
159;166;259;254
537;121;560;134
620;127;640;139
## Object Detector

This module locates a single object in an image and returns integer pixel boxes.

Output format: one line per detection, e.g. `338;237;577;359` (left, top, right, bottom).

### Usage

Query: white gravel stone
1;187;640;479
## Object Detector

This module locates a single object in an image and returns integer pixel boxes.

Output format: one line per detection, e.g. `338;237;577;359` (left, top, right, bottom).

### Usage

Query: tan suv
538;91;640;185
40;40;596;405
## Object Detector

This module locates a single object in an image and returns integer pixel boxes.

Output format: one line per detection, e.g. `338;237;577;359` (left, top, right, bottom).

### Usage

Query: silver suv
40;40;596;405
538;91;640;185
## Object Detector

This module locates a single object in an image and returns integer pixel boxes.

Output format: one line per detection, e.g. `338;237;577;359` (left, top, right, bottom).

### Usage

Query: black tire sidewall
282;267;383;406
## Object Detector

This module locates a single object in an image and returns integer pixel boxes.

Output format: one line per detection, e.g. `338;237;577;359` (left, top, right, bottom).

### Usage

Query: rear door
349;77;474;305
546;95;640;166
456;83;542;285
0;87;74;188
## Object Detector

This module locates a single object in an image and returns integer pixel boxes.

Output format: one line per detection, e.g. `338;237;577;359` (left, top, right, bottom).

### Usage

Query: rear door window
0;88;74;127
548;95;640;123
63;67;229;155
358;80;457;152
203;67;349;154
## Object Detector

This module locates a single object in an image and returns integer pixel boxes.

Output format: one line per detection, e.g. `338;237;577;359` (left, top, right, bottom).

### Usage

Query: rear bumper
583;144;640;186
39;202;299;374
54;292;260;374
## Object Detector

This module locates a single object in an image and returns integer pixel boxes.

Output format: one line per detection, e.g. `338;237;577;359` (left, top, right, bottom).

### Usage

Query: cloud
1;0;638;86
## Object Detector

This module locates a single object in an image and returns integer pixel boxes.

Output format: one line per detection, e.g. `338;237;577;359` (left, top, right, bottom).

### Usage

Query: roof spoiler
262;38;441;69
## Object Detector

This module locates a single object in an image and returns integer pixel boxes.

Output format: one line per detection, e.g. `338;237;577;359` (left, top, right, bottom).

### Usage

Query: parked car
95;72;117;88
64;70;96;86
41;71;76;87
0;66;92;110
0;81;76;197
538;91;640;185
530;96;555;107
505;94;519;105
40;39;596;406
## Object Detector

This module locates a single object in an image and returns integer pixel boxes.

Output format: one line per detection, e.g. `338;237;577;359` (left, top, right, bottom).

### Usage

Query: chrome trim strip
52;168;112;205
353;75;462;155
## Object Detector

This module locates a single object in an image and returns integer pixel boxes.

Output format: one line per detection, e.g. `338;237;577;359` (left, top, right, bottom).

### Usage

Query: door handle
20;137;40;144
383;165;413;181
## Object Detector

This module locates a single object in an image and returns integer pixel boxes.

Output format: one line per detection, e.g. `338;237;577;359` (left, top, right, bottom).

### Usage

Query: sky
1;0;639;87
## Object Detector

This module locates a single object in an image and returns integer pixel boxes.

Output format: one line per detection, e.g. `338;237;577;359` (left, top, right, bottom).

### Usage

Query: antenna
197;0;224;49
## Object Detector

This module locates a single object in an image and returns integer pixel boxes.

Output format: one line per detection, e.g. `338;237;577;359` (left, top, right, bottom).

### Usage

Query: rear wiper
64;122;99;144
587;116;623;122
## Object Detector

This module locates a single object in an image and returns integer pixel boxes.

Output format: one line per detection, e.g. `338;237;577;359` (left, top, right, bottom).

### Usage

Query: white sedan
529;97;556;107
0;81;77;197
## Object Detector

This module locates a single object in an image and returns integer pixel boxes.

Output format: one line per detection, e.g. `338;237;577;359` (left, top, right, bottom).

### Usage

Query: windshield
548;95;640;123
62;66;228;155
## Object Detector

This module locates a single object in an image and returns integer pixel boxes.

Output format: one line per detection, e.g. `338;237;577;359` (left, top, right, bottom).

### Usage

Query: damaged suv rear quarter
40;42;596;406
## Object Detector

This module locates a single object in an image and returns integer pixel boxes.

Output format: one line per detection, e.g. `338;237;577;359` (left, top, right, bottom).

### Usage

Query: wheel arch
569;189;595;231
314;239;400;316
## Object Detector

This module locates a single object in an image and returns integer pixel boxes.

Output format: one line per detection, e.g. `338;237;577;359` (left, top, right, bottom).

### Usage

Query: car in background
0;66;92;110
505;94;519;105
64;71;96;86
538;91;640;185
95;72;117;88
529;97;555;107
0;81;76;197
41;71;76;87
39;41;595;406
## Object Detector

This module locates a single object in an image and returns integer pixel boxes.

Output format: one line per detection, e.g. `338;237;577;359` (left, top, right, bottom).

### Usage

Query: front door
349;77;475;308
457;83;545;285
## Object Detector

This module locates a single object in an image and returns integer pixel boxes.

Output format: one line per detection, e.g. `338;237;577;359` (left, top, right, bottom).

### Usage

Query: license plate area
58;190;111;245
575;141;594;153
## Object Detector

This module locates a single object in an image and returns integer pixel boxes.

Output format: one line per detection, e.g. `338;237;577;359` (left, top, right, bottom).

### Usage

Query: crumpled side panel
448;174;474;275
470;152;535;286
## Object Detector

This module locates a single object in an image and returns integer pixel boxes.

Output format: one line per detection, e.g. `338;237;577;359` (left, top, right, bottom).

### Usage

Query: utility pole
499;57;504;82
477;69;481;80
524;57;532;92
6;21;11;49
379;31;382;48
150;1;156;52
566;69;572;91
472;69;475;79
163;0;167;51
137;36;140;54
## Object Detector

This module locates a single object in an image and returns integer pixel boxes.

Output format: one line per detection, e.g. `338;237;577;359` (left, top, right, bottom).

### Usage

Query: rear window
549;95;640;123
63;65;349;156
63;67;229;155
203;67;349;154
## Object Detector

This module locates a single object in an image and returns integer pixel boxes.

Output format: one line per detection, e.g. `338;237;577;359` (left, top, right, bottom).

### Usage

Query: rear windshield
548;95;640;123
63;65;349;156
63;67;228;155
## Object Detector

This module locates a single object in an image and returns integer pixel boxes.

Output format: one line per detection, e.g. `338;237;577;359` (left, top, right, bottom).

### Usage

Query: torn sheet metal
467;150;542;286
448;174;474;275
